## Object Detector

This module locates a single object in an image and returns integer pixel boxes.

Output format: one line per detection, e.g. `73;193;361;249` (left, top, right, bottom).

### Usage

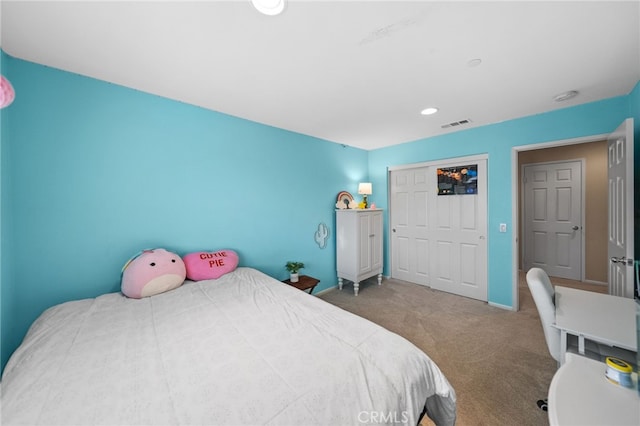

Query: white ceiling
1;1;639;150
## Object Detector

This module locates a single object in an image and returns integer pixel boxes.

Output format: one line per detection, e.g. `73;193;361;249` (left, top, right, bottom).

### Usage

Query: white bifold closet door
390;158;487;301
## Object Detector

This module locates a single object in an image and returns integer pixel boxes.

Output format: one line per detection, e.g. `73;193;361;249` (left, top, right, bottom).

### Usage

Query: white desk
548;353;639;426
554;286;637;364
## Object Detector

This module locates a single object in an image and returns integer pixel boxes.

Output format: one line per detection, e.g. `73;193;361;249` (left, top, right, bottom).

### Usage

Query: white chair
526;267;636;366
526;267;637;412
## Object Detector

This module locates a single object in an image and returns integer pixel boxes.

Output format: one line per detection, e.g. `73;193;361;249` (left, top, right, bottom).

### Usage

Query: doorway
521;160;584;281
511;119;634;310
518;143;608;285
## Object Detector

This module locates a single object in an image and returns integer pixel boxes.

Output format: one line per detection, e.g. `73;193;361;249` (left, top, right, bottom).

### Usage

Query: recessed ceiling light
421;107;439;115
553;90;579;102
251;0;286;16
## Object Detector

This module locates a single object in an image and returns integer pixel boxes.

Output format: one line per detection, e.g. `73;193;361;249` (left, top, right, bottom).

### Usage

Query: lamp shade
358;182;372;195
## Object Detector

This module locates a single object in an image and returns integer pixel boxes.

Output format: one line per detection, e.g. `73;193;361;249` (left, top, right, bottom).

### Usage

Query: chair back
526;268;561;362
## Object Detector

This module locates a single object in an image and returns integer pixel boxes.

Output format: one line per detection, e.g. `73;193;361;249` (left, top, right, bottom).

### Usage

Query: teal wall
0;52;14;375
369;90;638;308
0;53;368;371
1;49;638;373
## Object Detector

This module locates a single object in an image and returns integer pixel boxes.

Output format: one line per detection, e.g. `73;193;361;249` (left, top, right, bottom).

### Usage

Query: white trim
314;285;338;296
511;133;608;312
583;280;608;286
488;301;516;311
388;153;489;172
514;134;608;153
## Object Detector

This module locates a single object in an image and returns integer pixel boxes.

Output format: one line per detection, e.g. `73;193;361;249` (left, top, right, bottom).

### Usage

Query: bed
1;267;456;425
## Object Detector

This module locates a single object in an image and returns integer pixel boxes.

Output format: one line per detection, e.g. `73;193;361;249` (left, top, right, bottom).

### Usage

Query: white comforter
1;267;455;425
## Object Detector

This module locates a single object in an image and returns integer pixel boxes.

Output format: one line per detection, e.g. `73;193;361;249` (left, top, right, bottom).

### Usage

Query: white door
607;118;634;298
390;158;487;301
370;211;383;274
390;168;430;285
357;213;372;275
429;160;487;301
522;161;583;280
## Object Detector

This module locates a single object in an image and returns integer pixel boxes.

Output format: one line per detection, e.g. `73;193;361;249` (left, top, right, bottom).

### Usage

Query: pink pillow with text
183;249;239;281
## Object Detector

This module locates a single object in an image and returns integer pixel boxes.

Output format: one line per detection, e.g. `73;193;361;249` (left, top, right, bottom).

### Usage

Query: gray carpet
318;273;602;425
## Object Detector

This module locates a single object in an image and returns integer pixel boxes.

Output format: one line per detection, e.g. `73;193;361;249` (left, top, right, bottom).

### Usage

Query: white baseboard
314;285;339;296
582;279;607;286
488;301;516;311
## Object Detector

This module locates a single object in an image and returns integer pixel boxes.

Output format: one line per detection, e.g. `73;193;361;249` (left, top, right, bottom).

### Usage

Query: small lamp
358;182;372;208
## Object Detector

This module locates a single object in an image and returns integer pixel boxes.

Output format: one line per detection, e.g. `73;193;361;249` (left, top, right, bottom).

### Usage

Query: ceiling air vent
441;119;472;129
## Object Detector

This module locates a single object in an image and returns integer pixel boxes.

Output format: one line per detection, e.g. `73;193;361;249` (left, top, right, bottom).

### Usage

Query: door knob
610;256;633;266
571;225;580;230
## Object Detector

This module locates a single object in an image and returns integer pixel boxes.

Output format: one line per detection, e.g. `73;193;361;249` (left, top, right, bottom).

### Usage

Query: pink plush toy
183;249;239;281
0;75;15;109
121;248;186;299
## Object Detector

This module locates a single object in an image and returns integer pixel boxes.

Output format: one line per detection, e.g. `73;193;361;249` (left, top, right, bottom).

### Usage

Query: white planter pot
290;273;299;283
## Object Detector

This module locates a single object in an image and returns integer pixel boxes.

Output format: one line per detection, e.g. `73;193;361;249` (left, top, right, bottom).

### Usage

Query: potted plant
285;261;305;283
